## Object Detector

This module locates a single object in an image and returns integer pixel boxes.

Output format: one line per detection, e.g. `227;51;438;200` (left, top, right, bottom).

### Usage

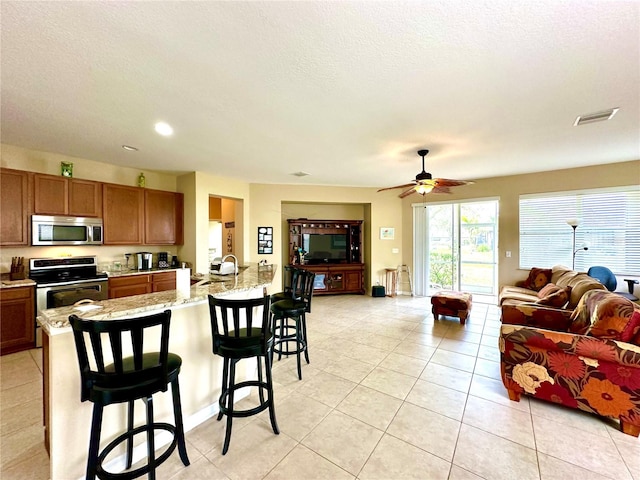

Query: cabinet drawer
152;272;176;283
109;274;151;287
0;286;33;301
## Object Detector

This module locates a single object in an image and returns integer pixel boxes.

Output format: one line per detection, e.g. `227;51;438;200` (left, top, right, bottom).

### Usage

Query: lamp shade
566;218;580;227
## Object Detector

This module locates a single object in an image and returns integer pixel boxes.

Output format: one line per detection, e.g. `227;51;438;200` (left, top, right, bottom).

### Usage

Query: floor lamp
567;218;587;270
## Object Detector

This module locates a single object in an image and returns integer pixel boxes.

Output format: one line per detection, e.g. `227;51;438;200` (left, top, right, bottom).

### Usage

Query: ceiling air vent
574;108;619;126
291;171;311;177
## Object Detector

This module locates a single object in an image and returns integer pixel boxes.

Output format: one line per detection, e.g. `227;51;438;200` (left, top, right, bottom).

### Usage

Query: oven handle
35;278;108;288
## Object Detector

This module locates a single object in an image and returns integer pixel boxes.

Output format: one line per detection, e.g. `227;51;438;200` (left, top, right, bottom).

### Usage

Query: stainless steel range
29;255;108;346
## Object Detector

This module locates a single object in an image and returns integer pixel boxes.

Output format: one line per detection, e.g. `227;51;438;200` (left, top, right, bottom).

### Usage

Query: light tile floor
2;294;640;479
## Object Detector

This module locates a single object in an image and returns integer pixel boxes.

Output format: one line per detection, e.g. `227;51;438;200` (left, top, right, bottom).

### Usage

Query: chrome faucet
220;254;238;275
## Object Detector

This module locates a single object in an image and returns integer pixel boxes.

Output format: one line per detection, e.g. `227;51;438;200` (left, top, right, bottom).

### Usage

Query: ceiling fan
377;149;474;198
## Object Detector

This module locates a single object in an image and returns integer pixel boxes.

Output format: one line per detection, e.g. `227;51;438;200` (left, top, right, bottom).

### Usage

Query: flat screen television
302;233;347;264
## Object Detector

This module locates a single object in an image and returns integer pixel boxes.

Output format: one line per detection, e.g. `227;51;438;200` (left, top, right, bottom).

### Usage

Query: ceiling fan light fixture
415;184;434;195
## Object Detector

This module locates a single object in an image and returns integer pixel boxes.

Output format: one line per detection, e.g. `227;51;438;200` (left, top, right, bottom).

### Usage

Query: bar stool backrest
69;310;172;405
208;295;272;356
292;269;316;313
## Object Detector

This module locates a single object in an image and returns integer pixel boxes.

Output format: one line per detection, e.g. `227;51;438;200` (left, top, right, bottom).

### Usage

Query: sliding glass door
414;199;499;296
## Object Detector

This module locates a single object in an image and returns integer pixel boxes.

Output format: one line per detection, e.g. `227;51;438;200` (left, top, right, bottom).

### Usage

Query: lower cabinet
108;271;177;299
0;286;35;355
152;271;177;292
298;264;364;295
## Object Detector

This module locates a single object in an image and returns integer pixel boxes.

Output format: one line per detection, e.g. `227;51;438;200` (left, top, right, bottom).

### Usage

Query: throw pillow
535;286;571;308
587;294;638;341
569;290;610;335
523;268;552;292
537;283;560;299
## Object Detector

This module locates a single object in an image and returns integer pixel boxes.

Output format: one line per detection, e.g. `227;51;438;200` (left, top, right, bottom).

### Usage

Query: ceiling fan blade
433;178;474;187
431;186;452;194
377;182;416;192
398;187;417;198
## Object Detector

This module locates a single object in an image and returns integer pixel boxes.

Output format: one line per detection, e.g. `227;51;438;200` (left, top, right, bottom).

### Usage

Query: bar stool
69;310;190;480
270;269;315;380
270;265;299;303
208;294;279;455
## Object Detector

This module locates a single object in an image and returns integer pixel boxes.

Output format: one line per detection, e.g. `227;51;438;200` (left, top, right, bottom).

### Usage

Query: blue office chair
587;266;638;301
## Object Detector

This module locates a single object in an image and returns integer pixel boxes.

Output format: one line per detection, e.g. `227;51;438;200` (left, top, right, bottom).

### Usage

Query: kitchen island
38;264;276;480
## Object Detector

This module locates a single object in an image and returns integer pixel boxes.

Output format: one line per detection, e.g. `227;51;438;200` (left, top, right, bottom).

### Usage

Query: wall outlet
392;248;399;254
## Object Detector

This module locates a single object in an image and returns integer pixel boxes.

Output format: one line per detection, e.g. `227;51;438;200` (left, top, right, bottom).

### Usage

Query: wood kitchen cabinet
108;274;152;299
33;173;102;217
0;168;31;246
109;271;177;298
152;271;177;292
144;189;184;245
103;183;145;245
0;286;35;355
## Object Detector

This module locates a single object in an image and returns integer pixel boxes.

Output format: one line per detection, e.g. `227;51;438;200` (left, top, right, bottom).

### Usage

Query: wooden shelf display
287;219;364;295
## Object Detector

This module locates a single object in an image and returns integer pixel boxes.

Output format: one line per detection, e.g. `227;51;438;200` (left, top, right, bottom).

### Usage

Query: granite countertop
37;263;277;334
105;267;182;277
0;275;36;289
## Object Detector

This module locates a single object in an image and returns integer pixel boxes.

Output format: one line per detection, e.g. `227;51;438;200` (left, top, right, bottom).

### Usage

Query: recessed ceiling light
122;145;138;151
291;171;311;177
574;108;619;126
155;122;174;136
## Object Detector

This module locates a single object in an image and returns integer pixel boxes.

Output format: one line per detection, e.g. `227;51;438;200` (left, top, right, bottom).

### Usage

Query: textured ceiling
1;1;639;189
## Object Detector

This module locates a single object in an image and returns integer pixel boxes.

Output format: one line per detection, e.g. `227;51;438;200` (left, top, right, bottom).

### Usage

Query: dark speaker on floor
372;285;385;297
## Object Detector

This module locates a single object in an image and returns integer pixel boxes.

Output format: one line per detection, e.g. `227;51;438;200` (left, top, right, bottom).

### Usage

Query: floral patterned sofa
500;289;640;435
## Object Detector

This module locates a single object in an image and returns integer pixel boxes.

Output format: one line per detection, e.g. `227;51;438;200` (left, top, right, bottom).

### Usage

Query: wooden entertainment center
288;218;365;295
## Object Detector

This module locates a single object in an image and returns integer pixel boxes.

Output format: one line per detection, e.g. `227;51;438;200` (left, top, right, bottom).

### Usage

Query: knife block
10;266;25;281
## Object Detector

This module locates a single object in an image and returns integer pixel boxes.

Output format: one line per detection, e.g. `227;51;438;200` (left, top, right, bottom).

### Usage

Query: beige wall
249;184;404;293
3;143;637;294
400;160;640;289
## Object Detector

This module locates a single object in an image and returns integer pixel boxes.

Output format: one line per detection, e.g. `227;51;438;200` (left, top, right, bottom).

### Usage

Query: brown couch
500;265;605;309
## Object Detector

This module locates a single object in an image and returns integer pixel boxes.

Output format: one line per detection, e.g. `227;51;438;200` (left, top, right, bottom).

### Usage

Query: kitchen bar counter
41;263;276;480
38;264;276;331
104;266;182;278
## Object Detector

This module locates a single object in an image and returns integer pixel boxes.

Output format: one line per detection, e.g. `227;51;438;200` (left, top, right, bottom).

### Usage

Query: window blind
519;187;640;275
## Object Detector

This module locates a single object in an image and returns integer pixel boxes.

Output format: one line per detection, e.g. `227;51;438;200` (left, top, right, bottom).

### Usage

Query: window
519;187;640;275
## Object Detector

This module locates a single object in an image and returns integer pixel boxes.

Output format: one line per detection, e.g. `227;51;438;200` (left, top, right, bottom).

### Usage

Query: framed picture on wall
258;226;273;254
380;227;394;240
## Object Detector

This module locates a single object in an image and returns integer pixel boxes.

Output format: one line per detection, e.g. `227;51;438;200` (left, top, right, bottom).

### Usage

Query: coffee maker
136;252;153;271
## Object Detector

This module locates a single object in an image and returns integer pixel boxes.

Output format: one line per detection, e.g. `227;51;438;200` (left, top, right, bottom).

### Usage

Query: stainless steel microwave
32;215;103;246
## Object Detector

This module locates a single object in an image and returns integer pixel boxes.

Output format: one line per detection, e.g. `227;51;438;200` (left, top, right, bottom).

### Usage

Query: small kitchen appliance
136;252;153;271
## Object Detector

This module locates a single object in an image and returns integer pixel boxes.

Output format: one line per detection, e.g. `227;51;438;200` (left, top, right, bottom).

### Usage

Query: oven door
35;280;108;346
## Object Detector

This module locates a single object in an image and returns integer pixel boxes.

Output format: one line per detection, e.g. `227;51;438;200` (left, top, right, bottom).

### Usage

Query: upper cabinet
103;184;184;246
144;189;184;245
103;184;145;245
34;173;102;217
0;168;31;246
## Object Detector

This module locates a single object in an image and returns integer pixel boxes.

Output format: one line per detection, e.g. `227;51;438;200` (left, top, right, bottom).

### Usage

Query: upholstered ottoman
431;290;473;324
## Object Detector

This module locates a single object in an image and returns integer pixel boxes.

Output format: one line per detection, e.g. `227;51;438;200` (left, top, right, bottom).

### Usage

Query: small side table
385;268;398;297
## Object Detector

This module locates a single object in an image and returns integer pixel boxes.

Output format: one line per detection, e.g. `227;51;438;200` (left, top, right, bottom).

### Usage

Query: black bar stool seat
69;310;190;480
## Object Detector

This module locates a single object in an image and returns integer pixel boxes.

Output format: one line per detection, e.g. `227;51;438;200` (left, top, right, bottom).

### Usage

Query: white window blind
519;187;640;275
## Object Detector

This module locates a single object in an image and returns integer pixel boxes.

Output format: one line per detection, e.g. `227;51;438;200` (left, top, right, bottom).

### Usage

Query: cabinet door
0;286;35;355
108;275;151;299
0;169;30;246
328;272;344;291
34;174;68;215
69;179;102;217
152;271;176;292
103;184;144;245
144;190;183;245
345;270;362;293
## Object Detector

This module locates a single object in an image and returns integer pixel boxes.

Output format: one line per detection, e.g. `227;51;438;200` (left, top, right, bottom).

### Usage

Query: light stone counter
37;263;276;332
42;263;276;480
